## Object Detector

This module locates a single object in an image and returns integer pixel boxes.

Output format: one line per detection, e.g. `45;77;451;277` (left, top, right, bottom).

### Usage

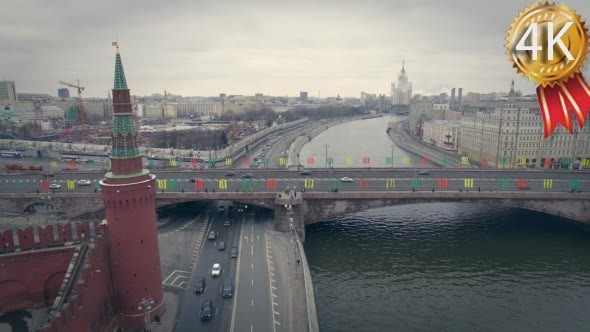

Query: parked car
200;300;213;321
77;179;92;186
299;170;312;176
194;277;206;294
208;231;216;240
230;247;238;258
211;263;221;277
340;177;353;183
218;241;225;251
222;279;233;298
49;183;61;189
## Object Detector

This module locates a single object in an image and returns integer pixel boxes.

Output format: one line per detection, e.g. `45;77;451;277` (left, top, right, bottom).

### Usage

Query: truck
5;164;43;171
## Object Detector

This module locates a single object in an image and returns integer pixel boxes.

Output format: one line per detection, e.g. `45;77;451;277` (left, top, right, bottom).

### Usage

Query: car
299;170;312;176
77;179;92;186
200;300;213;321
418;170;430;175
190;178;196;183
208;231;216;240
43;173;55;178
241;173;253;178
194;277;206;294
218;241;225;251
211;263;221;277
49;184;61;189
230;247;238;258
225;171;235;177
222;279;233;298
218;206;225;212
224;220;230;227
340;177;353;183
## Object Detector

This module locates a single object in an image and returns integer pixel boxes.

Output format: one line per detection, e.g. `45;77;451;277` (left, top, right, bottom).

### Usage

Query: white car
49;183;61;189
341;177;354;183
77;179;92;186
211;263;221;277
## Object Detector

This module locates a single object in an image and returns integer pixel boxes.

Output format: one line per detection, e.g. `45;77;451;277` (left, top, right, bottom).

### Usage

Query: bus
0;152;22;158
61;155;80;162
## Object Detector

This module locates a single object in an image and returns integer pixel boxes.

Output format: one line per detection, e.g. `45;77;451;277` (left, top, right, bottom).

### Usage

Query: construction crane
59;80;86;125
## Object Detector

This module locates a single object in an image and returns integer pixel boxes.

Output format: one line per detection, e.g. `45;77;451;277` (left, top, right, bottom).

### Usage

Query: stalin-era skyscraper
100;43;165;328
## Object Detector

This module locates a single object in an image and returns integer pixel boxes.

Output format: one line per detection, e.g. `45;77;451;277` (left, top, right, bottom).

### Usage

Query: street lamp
138;297;155;331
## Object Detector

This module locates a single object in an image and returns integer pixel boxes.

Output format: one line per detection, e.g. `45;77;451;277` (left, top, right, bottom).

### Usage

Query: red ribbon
536;73;590;137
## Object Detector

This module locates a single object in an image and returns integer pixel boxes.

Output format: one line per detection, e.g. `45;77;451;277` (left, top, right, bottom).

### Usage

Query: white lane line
251;325;253;332
271;279;276;283
251;263;254;269
265;233;278;332
274;311;280;315
251;299;254;307
271;286;276;290
273;302;278;306
252;279;254;286
251;244;253;256
275;321;281;325
230;214;246;332
272;294;278;298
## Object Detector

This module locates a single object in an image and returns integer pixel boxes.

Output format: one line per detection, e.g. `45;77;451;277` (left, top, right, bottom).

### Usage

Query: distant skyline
2;0;589;98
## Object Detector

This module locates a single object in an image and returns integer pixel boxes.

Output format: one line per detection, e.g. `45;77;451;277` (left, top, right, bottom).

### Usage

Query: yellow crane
59;80;86;125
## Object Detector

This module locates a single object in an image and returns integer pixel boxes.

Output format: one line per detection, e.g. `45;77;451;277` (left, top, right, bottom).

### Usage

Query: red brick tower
100;43;165;328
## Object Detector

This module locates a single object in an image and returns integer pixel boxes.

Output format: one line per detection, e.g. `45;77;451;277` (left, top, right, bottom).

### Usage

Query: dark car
194;277;206;294
200;300;213;321
190;178;196;183
230;247;238;258
299;170;312;175
225;171;235;177
222;279;233;298
224;220;230;227
241;173;253;178
418;170;430;175
218;241;225;251
208;231;216;240
43;173;55;178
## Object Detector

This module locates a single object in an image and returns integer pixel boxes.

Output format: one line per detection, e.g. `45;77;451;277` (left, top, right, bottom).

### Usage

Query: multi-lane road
174;202;279;332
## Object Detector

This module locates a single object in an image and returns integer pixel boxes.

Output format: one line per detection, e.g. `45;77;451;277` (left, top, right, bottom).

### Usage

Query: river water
301;116;590;331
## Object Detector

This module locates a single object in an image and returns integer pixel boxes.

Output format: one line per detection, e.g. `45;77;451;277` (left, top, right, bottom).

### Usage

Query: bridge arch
44;271;67;306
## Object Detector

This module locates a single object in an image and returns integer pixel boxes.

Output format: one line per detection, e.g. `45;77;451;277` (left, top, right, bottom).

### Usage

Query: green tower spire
113;42;128;89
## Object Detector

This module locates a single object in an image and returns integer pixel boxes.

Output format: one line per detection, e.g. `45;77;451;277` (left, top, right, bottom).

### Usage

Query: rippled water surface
305;204;590;332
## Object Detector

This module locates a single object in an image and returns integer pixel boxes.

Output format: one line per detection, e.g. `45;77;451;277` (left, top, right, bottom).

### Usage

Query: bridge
0;167;588;240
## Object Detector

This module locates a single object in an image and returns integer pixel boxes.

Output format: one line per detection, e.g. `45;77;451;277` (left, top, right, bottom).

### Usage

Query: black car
241;173;253;178
299;170;312;175
224;220;230;227
218;241;225;251
194;277;206;294
230;247;238;258
418;170;430;175
225;171;235;177
190;178;196;183
222;280;233;298
200;300;213;321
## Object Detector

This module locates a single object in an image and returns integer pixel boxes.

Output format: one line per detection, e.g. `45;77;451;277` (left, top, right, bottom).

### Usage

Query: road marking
271;279;276;283
230;213;245;332
251;263;254;269
271;286;276;290
251;244;253;256
274;321;281;325
274;311;280;315
251;325;253;332
272;294;278;298
252;279;254;286
251;299;254;307
273;302;278;306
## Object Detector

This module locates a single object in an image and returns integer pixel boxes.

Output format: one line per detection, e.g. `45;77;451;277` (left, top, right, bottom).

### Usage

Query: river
301;116;590;331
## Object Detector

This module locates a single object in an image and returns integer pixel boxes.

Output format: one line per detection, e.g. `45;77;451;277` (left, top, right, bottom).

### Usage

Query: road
231;208;275;332
175;201;242;332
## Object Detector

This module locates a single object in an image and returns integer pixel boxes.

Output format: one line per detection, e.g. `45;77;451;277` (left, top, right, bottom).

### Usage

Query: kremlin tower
100;43;165;327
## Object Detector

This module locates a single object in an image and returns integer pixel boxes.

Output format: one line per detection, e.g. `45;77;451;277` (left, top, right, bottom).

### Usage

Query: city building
459;81;590;168
175;102;221;118
58;88;70;99
0;81;17;101
391;61;412;105
422;120;461;150
299;91;308;101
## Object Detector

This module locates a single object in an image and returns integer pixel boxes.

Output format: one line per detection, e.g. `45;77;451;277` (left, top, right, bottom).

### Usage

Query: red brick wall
39;231;117;332
0;247;74;312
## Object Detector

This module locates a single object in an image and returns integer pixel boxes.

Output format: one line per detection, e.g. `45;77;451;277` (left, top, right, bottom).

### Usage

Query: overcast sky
1;0;589;98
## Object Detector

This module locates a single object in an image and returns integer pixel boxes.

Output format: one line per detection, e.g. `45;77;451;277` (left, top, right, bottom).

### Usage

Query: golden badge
506;2;590;137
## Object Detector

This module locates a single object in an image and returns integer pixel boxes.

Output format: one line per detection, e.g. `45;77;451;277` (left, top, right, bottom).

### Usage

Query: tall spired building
100;43;165;327
391;61;413;105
